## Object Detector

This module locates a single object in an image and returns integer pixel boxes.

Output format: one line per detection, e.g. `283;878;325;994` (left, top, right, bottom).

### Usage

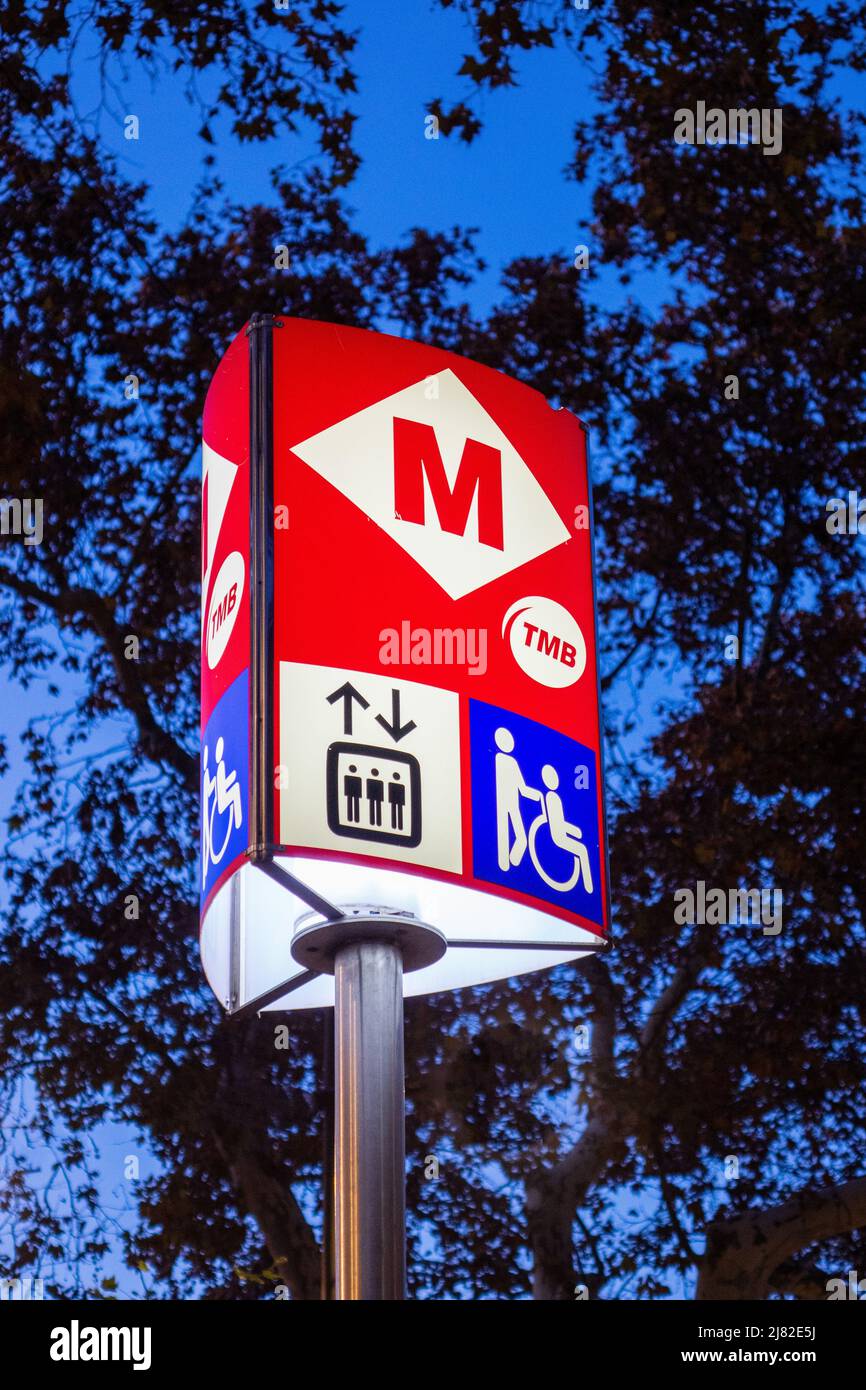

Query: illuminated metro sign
200;316;609;1013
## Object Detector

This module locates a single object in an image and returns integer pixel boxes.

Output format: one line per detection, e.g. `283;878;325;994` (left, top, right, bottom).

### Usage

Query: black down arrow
375;690;417;743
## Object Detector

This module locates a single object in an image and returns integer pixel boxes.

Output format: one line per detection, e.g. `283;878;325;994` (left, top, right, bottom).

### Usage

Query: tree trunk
526;1181;580;1299
697;1176;866;1300
216;1131;322;1300
526;1111;622;1299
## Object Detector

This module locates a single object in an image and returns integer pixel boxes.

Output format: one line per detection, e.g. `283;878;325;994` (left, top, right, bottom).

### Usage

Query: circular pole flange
291;905;446;975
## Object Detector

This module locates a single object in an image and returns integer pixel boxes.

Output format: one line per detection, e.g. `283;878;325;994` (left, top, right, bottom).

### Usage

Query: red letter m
393;417;504;550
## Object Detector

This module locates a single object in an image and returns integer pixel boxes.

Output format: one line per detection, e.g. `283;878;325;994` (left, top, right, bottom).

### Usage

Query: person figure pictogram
343;763;362;822
538;764;593;892
201;745;216;888
494;726;542;871
214;737;242;832
366;767;384;827
203;736;243;882
388;771;406;830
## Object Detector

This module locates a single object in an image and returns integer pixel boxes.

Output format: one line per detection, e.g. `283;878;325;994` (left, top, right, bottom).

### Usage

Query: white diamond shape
201;440;238;639
290;368;569;600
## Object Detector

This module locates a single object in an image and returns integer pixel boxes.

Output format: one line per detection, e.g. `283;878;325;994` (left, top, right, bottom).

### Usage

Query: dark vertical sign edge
247;312;279;859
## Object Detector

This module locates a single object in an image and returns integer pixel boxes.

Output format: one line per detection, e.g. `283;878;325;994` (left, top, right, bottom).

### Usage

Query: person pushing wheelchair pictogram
493;726;593;894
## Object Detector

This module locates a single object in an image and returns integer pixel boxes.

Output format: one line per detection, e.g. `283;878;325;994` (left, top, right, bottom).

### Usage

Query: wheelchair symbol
494;728;593;895
202;736;243;888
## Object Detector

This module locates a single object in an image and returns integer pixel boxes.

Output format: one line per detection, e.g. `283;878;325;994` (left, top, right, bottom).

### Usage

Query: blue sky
69;2;592;309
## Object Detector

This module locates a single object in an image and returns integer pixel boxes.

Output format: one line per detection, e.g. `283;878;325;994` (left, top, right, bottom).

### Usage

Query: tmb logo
206;550;245;669
291;368;569;600
503;595;586;688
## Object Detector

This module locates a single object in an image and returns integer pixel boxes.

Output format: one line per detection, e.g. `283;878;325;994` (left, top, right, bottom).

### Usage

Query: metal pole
333;938;406;1300
321;1012;335;1301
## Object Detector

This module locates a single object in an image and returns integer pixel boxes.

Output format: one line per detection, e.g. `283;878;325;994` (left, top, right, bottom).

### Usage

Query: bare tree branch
0;566;196;784
697;1175;866;1300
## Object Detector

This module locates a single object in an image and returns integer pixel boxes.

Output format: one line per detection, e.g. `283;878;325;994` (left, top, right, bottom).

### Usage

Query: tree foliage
1;1;865;1299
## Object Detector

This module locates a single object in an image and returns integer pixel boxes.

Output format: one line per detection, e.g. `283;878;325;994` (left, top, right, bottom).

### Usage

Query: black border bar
247;312;280;859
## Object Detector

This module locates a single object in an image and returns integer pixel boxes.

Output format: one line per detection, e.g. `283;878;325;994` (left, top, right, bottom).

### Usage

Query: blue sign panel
469;698;603;927
200;668;248;909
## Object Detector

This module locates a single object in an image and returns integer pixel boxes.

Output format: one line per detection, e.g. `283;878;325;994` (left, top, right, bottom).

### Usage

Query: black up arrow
327;682;369;735
376;689;417;743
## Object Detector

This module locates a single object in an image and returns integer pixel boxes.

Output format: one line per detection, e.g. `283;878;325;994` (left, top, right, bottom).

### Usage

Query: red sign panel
270;319;608;942
200;327;250;917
